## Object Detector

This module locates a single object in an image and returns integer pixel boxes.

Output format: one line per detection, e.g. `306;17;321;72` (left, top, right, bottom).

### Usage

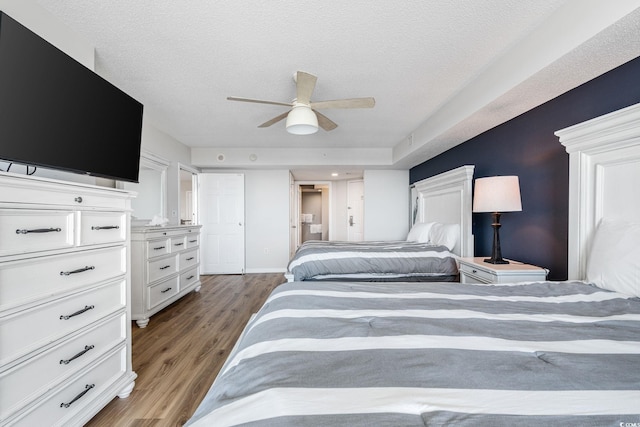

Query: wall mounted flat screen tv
0;11;143;183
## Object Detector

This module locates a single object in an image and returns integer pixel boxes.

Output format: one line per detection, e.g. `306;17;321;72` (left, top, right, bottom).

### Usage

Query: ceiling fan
227;71;375;135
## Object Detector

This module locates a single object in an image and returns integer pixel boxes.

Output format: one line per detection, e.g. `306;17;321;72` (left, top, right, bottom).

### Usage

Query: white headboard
412;165;474;257
556;102;640;280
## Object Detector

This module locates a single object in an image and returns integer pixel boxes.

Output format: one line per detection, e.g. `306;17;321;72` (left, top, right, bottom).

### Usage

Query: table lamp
473;176;522;264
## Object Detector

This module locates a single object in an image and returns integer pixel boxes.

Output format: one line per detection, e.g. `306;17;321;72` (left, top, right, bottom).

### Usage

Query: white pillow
586;219;640;297
406;222;434;243
428;222;459;251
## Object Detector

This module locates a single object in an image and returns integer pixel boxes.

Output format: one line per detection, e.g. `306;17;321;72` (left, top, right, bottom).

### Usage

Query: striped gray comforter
186;280;640;426
287;240;459;281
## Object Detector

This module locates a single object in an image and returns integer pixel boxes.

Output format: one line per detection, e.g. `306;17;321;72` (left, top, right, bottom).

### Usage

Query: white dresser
130;225;202;328
0;172;137;427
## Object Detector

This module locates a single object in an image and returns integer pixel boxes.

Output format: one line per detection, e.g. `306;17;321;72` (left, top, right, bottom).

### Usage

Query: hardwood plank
86;273;284;427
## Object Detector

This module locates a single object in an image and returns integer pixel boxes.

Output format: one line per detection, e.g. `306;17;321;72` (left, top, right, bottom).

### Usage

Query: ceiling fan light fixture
286;104;318;135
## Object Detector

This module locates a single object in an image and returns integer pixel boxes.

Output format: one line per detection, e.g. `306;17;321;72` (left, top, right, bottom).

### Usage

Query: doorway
290;181;331;256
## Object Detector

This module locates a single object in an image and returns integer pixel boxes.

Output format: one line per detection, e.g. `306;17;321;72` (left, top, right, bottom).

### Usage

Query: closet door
199;173;245;274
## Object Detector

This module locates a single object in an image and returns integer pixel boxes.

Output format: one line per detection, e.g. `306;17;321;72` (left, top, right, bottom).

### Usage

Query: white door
347;180;364;241
199;173;245;274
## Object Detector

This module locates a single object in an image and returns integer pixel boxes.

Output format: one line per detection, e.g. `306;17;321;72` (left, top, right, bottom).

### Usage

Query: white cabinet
131;225;202;328
459;257;548;284
0;172;136;427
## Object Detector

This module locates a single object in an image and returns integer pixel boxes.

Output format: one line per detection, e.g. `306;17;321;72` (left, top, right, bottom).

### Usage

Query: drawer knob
60;345;95;365
16;227;62;234
161;287;173;294
187;275;195;280
186;257;194;261
160;265;171;270
60;384;94;408
60;305;95;320
472;269;477;273
60;265;95;276
153;246;166;250
74;196;83;203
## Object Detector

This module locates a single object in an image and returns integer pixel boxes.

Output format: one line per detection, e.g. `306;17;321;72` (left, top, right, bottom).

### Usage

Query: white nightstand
459;257;548;284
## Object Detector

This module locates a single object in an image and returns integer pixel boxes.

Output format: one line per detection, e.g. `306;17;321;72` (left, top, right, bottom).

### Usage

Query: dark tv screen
0;12;143;183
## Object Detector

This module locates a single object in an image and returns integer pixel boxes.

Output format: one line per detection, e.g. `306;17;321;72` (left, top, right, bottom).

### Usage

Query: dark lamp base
484;258;509;264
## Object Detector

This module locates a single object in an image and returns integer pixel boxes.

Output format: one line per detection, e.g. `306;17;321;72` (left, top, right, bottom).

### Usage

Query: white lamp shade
286;105;318;135
473;175;522;213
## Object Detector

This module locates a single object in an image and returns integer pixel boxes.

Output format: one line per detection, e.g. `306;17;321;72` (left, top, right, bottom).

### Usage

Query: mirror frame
178;163;199;225
121;150;169;225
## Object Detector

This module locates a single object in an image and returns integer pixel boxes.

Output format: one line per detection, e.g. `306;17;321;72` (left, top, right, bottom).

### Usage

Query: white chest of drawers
130;225;202;328
0;172;137;427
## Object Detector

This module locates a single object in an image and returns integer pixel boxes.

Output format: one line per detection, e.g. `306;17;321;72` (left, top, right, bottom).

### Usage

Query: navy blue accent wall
410;56;640;280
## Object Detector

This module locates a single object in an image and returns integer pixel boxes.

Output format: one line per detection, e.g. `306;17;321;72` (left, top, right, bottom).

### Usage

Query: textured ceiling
34;1;640;179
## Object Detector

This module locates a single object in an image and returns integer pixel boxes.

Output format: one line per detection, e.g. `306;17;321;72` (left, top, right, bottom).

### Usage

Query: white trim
555;102;640;279
413;165;474;257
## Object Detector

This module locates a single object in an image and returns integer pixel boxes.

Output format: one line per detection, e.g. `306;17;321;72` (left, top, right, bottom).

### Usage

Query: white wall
363;170;410;240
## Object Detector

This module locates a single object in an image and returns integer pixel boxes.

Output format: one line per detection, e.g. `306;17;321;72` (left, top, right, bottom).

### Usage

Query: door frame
290;180;333;255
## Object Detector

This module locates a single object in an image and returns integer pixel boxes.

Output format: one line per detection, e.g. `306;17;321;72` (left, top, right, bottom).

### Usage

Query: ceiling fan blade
314;110;338;131
227;96;292;107
295;71;317;105
258;111;289;128
310;97;375;110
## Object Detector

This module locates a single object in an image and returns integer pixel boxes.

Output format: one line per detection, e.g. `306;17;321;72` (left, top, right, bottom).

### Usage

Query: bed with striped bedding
186;280;640;426
286;240;459;282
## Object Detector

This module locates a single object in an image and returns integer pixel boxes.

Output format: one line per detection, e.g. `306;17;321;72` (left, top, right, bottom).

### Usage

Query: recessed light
331;172;338;177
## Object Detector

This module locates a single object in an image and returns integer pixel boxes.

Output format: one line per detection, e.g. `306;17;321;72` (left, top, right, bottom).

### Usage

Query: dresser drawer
148;276;180;309
148;254;178;283
0;177;129;211
170;236;186;252
0;280;125;366
180;267;199;289
79;212;126;246
147;238;170;259
179;249;198;270
186;234;199;249
0;312;125;421
0;246;126;312
0;210;75;257
9;345;127;427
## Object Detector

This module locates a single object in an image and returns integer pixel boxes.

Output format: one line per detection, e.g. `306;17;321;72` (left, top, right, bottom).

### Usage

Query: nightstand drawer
459;262;494;283
459;257;548;284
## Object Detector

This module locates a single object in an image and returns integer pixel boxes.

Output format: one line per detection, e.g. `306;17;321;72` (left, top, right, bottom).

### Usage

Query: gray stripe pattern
186;281;640;426
287;240;458;281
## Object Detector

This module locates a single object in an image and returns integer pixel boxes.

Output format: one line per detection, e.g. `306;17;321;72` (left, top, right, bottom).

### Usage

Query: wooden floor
86;273;284;427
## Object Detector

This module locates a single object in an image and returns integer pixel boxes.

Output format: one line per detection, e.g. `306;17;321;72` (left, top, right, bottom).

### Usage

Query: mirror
179;165;198;225
122;151;169;225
